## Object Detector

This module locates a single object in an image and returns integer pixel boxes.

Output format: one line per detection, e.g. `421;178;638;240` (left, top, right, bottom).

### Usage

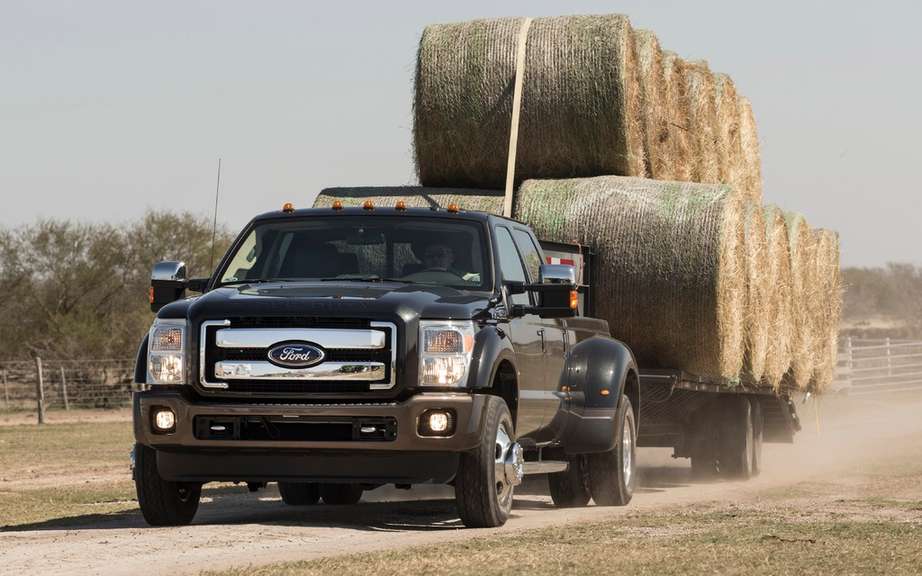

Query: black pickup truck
134;202;798;528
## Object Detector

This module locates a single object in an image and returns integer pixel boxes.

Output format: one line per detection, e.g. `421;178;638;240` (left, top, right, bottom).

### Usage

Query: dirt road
1;395;919;576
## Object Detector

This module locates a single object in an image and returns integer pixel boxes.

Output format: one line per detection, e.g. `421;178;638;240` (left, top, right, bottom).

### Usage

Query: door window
495;227;530;306
512;228;543;283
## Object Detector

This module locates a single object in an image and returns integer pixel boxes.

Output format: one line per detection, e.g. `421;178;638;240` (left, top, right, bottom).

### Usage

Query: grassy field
0;418;137;527
204;479;922;576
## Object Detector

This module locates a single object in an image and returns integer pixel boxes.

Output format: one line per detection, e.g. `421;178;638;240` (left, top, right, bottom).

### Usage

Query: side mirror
507;264;578;319
150;261;187;312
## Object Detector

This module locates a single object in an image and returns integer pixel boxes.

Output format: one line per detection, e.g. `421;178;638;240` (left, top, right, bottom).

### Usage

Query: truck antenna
209;158;222;272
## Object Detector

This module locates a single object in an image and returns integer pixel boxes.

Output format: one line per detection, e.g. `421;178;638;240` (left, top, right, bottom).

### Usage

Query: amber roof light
282;202;295;213
331;200;343;210
447;203;460;213
362;200;375;210
395;200;407;211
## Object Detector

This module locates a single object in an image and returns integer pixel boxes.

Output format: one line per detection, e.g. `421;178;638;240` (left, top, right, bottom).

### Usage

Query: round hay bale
810;229;842;392
314;187;505;214
762;206;794;388
714;73;745;193
683;60;720;183
515;176;746;379
661;51;693;182
738;97;763;204
413;15;645;189
634;29;673;180
785;212;815;388
743;204;770;383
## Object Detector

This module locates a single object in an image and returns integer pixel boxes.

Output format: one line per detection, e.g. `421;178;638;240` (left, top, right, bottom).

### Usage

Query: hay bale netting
743;205;769;383
634;29;672;180
714;74;745;194
810;229;842;392
414;14;645;189
516;176;746;379
683;60;720;183
661;51;693;182
762;206;794;388
738;97;763;203
313;187;505;214
784;212;816;388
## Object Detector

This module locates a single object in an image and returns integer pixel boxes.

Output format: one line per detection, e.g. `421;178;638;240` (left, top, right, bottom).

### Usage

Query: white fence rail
835;338;922;395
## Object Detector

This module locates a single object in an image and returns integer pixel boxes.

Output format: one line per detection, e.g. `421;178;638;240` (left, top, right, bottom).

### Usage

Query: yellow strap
503;17;532;218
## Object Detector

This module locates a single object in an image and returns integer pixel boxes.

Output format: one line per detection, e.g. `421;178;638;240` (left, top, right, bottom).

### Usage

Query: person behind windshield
422;244;455;272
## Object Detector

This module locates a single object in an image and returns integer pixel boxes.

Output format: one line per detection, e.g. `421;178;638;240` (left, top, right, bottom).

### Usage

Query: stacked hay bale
363;14;842;389
743;205;770;383
414;15;645;189
762;206;794;389
810;230;842;392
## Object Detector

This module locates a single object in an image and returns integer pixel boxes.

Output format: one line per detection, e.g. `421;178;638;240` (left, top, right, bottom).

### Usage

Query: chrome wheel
622;417;634;488
493;422;518;510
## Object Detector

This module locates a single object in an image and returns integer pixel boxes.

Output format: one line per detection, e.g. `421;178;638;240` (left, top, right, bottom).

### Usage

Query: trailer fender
559;336;637;454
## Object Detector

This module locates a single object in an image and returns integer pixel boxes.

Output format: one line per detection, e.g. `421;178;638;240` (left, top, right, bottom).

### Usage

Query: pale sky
1;1;920;266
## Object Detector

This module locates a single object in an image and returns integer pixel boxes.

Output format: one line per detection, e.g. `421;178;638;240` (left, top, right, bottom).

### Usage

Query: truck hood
159;281;493;324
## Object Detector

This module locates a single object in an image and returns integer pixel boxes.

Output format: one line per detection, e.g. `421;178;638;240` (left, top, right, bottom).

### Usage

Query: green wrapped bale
515;176;746;379
413;14;645;189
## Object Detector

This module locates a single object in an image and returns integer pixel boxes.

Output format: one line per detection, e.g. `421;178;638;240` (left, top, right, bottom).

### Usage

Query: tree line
0;211;232;361
841;263;922;335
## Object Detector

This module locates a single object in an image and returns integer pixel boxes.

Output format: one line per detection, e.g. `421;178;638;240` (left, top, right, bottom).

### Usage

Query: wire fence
0;358;135;420
834;338;922;395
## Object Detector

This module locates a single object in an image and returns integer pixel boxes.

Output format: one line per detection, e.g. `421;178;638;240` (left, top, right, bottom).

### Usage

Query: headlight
147;318;188;385
418;321;476;387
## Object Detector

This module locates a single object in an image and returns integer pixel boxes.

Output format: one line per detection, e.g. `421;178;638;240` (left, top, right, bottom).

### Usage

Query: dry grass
414;15;645;189
314;187;505;213
714;73;744;194
516;176;745;378
762;206;794;388
810;229;842;392
661;51;693;182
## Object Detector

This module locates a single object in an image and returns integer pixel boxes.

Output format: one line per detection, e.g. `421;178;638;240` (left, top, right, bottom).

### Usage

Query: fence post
60;366;70;411
886;337;892;377
2;368;8;409
35;357;46;425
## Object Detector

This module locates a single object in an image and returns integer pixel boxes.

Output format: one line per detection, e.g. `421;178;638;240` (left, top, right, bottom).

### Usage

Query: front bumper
134;390;488;483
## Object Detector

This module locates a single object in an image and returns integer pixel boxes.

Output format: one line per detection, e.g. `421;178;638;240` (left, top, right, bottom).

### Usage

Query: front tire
134;443;201;526
278;482;320;506
548;455;591;508
588;395;636;506
455;396;517;528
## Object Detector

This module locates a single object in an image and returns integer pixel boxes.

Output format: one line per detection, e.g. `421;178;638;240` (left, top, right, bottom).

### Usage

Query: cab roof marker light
282;202;295;213
395;200;407;211
331;200;344;210
447;203;461;213
362;200;375;210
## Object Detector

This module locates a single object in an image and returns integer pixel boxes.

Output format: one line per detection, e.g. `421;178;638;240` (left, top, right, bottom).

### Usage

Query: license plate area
193;415;397;442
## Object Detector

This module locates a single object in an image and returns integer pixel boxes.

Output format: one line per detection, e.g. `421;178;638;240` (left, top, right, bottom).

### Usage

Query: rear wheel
588;395;636;506
548;455;591;508
319;483;363;505
718;396;754;479
278;482;320;506
134;443;202;526
455;396;519;527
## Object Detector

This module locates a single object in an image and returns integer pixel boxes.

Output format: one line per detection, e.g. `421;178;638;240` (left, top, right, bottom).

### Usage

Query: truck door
494;226;547;438
511;228;567;432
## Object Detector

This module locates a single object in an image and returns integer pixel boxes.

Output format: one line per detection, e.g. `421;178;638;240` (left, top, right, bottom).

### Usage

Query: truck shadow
1;464;696;534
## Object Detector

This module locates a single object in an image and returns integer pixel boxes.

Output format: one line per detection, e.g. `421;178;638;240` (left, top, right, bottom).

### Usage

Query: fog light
153;408;176;432
418;409;455;437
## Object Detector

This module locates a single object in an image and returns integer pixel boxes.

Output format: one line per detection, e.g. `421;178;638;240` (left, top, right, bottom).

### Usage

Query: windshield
218;216;491;290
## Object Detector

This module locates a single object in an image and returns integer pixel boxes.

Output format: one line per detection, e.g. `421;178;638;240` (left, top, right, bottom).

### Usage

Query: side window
512;228;543;283
495;227;530;306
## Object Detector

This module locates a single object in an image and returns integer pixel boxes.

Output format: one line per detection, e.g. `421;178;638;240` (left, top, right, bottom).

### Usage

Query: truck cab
133;204;639;528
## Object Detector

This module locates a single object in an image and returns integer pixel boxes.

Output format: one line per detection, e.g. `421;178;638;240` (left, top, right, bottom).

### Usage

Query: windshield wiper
319;275;417;284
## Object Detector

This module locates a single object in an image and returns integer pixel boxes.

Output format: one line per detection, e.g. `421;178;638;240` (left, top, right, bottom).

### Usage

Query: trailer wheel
689;402;719;479
134;443;202;526
548;455;591;508
319;484;363;505
455;396;517;527
278;482;320;505
750;397;764;476
588;395;636;506
718;396;754;479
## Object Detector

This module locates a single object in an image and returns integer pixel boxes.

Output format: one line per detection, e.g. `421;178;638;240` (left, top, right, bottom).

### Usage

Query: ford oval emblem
267;342;325;368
